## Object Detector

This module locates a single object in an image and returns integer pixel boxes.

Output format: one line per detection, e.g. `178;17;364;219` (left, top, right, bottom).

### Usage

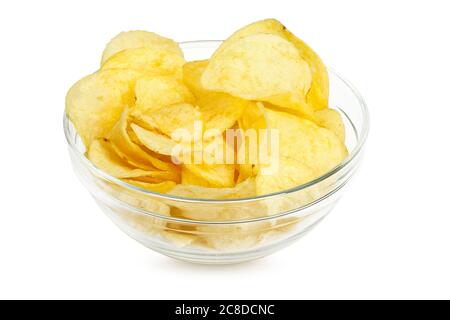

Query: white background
0;0;449;300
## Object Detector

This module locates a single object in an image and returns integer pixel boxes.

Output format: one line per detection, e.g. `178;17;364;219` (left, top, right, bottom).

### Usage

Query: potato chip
131;123;177;156
101;47;185;79
265;108;347;173
183;60;248;136
314;108;346;142
217;18;329;110
236;164;253;184
236;101;268;164
168;177;255;200
122;179;176;193
166;178;267;221
183;163;235;188
128;170;180;183
238;101;268;132
132;103;201;138
65;68;143;147
182;60;209;97
100;179;171;217
256;158;316;195
202;33;313;117
134;76;194;114
196;223;272;251
88;138;162;179
255;108;348;194
162;230;198;247
200;94;249;137
181;166;209;186
108;107;179;173
116;208;168;233
283;29;329;110
101;30;183;65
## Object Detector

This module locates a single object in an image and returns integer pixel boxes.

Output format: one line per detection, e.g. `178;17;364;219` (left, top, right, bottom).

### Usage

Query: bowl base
140;216;326;265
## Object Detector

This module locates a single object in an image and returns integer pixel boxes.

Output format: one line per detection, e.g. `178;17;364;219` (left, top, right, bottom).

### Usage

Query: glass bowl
64;40;369;264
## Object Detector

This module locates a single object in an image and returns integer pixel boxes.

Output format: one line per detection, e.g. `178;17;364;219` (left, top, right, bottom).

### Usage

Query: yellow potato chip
283;29;329;110
114;206;168;235
108;107;179;172
130;123;177;156
87;139;156;178
255;157;316;195
238;101;268;132
65;68;143;147
236;102;269;165
168;177;255;200
202;33;313;116
218;18;329;110
182;60;209;97
314;108;346;142
254;108;348;195
183;60;248;136
132;103;201;138
236;164;254;184
122;179;176;193
166;178;265;221
101;47;185;79
234;102;269;182
101;30;183;65
196;223;273;251
128;170;180;183
162;230;198;247
181;166;209;186
265;108;348;174
99;179;171;217
199;94;249;137
183;163;235;188
134;76;194;114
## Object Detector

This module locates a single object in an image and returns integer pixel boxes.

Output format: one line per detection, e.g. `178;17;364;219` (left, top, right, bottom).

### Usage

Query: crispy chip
134;76;194;114
314;108;346;142
265;108;347;173
256;158;316;195
182;163;235;188
65;68;143;147
196;223;274;251
182;60;209;97
217;18;329;110
101;47;185;79
181;166;209;186
131;123;177;156
132;103;201;138
202;34;313;116
199;94;249;137
237;101;269;165
122;179;176;193
162;230;198;247
255;108;348;194
108;107;179;173
183;60;248;136
88;138;166;180
101;30;183;65
129;170;180;183
166;178;264;221
168;177;255;200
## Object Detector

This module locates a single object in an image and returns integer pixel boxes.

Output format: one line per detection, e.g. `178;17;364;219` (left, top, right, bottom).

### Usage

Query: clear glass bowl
64;41;369;264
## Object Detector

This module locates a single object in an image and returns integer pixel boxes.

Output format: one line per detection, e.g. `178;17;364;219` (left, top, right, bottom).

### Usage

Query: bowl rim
64;40;370;218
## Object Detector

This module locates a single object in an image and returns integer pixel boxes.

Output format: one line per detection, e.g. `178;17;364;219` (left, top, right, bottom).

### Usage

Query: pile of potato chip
66;18;348;204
